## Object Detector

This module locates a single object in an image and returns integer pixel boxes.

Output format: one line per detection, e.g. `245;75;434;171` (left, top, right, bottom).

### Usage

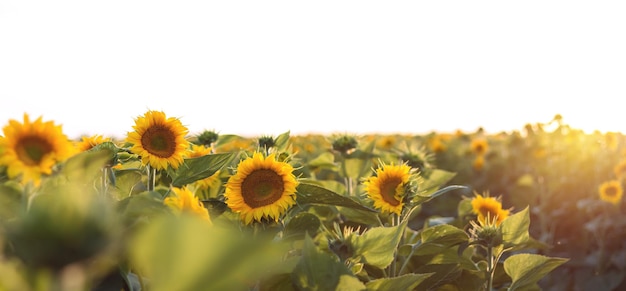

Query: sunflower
428;136;446;153
75;134;111;152
164;186;212;224
598;180;623;206
471;193;509;226
472;155;485;171
364;163;412;215
224;152;298;225
126;110;189;170
470;138;488;155
186;144;212;158
0;113;74;186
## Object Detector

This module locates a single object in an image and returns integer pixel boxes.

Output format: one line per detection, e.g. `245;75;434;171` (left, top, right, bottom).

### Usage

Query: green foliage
169;152;236;187
349;220;407;269
296;182;376;213
292;235;366;291
504;254;569;291
0;122;592;290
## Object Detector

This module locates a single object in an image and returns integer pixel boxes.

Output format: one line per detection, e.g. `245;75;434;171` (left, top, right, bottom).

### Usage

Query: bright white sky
1;1;625;139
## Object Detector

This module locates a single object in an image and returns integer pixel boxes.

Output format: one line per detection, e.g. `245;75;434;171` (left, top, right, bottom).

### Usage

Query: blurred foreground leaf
130;215;288;291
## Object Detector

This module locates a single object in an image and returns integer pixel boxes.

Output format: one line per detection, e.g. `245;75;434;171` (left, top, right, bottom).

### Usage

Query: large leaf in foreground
501;206;530;248
504;253;568;291
349;218;408;269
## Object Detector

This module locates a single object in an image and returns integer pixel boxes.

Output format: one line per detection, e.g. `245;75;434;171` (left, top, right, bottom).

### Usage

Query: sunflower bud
196;130;219;147
258;135;276;150
469;217;503;248
331;135;358;155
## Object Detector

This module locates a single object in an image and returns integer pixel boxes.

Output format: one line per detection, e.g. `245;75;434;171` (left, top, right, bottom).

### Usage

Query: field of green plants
0;111;624;291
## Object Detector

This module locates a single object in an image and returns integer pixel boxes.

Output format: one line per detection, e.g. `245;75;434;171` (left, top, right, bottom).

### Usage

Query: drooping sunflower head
0;113;74;186
126;110;189;170
330;134;358;155
224;152;299;225
195;129;219;147
75;134;111;152
164;186;212;224
363;162;413;215
598;180;623;206
470;192;509;226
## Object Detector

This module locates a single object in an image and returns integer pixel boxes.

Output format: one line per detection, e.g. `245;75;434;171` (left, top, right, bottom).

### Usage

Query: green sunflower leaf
504;254;569;291
349;218;408;269
284;212;321;240
412;185;467;205
170;152;236;187
296;183;376;213
365;273;433;291
292;234;366;291
501;206;530;248
418;169;458;196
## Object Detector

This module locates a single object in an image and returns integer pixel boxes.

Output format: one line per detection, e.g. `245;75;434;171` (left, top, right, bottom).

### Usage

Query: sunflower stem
101;166;109;195
486;245;495;291
345;177;354;196
147;165;156;192
21;182;35;211
389;213;399;277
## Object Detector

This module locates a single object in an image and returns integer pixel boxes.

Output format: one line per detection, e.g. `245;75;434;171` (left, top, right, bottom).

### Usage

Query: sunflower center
15;136;53;166
478;205;499;218
604;186;617;197
141;126;177;158
380;178;403;206
241;169;285;208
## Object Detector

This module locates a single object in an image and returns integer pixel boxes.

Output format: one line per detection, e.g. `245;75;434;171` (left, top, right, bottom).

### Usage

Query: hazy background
1;1;624;139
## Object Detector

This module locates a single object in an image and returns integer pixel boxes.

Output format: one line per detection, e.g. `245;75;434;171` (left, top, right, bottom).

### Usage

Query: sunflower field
0;111;624;291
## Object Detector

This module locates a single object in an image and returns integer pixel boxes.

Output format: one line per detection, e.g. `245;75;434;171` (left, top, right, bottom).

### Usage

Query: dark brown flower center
478;205;499;218
604;186;617;197
241;169;284;208
380;177;402;206
16;136;53;166
474;144;485;154
141;125;176;158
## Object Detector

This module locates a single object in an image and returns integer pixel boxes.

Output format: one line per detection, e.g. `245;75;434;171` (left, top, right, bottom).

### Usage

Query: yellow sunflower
472;155;485;171
0;113;74;186
75;134;111;152
164;186;212;224
471;193;509;226
126;110;189;170
186;144;212;158
364;163;412;215
598;180;623;206
470;138;488;156
428;136;446;153
224;152;298;225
